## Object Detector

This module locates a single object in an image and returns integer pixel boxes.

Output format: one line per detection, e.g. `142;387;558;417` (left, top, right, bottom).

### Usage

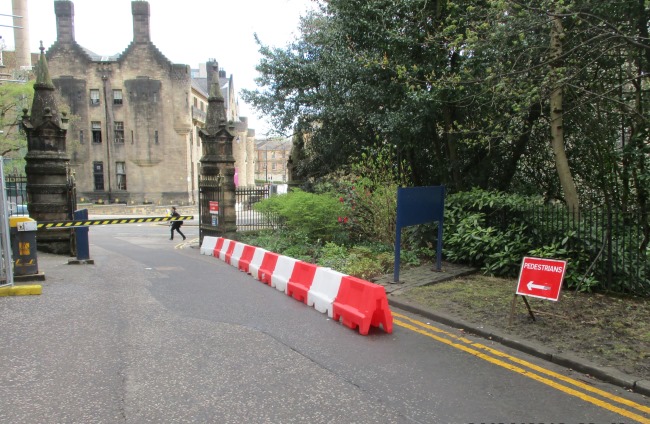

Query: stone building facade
44;0;254;206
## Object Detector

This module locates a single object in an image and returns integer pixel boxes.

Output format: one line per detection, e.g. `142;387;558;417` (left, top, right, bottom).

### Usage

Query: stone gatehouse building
44;0;255;206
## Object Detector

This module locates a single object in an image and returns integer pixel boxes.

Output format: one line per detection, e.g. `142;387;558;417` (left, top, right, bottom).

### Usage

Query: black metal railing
235;186;280;231
4;175;28;216
480;204;649;296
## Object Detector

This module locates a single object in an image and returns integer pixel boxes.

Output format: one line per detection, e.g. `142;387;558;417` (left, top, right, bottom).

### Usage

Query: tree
549;8;579;214
0;81;33;174
245;0;650;216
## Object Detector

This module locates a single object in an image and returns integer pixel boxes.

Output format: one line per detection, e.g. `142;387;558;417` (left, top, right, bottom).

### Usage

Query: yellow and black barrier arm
37;216;194;229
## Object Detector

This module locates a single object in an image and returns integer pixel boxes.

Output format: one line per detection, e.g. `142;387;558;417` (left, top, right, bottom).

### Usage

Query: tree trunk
550;12;580;215
496;103;542;191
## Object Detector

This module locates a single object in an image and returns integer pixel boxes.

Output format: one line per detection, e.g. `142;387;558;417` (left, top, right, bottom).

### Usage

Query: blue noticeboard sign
394;186;445;282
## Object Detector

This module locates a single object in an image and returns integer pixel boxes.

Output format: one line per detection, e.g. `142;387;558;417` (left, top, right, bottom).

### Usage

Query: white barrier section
218;239;231;261
200;236;218;256
308;267;345;318
248;248;269;281
271;255;298;293
229;242;246;267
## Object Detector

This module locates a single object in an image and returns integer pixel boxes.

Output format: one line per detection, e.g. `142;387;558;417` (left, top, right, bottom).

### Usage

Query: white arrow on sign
527;281;551;291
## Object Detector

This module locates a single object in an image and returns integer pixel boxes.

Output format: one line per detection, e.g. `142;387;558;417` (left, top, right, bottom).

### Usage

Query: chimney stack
12;0;31;68
54;0;75;44
132;1;151;43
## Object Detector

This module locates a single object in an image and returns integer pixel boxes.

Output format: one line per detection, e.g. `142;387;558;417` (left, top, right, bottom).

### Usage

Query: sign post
394;186;445;283
511;257;567;324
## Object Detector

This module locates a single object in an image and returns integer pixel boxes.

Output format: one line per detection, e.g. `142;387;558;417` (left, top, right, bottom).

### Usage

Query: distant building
37;0;254;205
255;138;292;183
0;50;37;84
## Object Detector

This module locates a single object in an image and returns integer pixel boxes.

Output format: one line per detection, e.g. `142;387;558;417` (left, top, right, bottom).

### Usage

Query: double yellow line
174;238;196;249
393;312;650;423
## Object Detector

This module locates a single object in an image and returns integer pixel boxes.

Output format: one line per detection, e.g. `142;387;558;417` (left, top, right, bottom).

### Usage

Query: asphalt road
1;220;648;423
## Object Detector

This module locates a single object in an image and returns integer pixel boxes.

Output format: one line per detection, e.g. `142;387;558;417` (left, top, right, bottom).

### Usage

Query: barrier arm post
73;209;90;262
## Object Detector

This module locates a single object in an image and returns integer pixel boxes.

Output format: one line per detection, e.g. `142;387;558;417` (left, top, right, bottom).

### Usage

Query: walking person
170;206;186;240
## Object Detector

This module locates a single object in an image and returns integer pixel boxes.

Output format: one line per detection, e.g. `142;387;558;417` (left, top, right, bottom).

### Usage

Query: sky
0;0;317;137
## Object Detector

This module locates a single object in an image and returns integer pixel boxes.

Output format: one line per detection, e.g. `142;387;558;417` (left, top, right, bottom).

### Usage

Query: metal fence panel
482;204;649;296
4;175;28;217
235;186;279;231
0;163;15;287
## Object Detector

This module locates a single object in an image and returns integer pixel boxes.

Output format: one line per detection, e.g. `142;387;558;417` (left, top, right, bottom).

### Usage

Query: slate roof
80;46;120;62
191;78;208;97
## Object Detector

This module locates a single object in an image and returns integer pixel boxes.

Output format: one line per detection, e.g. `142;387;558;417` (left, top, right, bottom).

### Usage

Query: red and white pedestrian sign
209;201;219;214
516;257;567;301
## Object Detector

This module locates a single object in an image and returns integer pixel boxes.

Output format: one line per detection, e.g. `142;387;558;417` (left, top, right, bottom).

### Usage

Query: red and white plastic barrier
226;241;244;265
308;267;345;318
217;239;232;261
235;244;256;272
247;247;268;276
257;251;279;285
287;261;318;303
213;237;225;257
333;275;394;335
200;237;218;255
200;236;393;335
271;255;298;293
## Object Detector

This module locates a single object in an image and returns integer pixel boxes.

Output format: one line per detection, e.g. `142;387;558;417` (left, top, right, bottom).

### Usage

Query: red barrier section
258;252;279;285
224;241;238;264
237;245;256;273
217;239;232;261
287;261;318;303
212;237;224;257
332;276;393;335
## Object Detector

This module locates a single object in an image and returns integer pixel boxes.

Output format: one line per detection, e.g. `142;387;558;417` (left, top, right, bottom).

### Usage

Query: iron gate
198;175;224;243
198;180;278;242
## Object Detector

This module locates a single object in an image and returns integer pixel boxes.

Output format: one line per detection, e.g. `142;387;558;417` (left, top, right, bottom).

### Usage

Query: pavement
372;262;650;398
3;233;649;398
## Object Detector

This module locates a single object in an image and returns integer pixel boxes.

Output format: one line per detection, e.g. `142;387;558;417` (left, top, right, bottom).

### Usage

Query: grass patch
400;273;650;379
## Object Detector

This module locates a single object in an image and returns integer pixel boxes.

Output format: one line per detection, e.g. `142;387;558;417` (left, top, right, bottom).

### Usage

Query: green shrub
483;223;531;276
348;182;398;246
318;242;349;271
312;150;401;247
527;236;599;293
254;189;347;242
400;249;421;267
316;242;393;280
443;212;498;266
345;247;394;280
